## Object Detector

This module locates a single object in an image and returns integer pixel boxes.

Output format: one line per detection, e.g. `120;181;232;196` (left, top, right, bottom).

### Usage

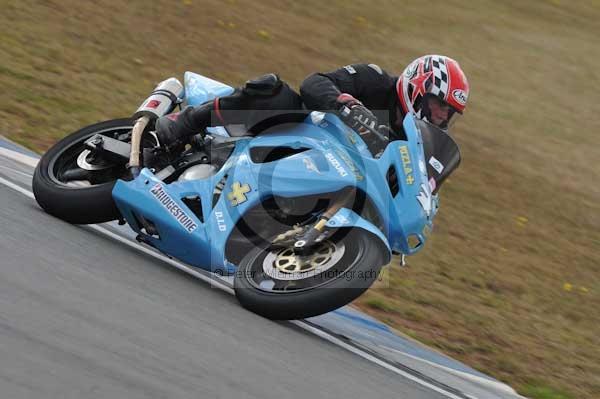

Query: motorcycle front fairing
305;112;442;255
111;119;369;275
112;72;455;273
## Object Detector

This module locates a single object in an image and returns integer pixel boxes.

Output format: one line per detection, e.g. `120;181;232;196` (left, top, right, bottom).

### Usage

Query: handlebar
350;117;391;158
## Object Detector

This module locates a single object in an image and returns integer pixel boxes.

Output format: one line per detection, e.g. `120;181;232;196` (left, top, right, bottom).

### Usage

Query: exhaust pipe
129;78;185;177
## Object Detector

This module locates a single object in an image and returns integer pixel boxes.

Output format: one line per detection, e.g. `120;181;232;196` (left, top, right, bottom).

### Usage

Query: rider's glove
337;93;387;157
336;93;378;134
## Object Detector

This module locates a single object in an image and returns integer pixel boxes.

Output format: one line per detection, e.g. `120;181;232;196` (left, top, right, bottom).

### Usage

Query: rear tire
234;229;386;320
32;118;134;224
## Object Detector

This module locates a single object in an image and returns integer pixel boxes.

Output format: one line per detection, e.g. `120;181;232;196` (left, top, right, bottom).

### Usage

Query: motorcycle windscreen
415;119;461;195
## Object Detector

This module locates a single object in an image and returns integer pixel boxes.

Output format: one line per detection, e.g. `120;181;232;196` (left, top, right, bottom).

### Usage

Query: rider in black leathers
155;57;469;149
155;73;304;148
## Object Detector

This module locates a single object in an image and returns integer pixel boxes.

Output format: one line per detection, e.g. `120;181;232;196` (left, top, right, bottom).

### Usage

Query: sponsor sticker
303;157;321;174
428;156;444;174
325;152;348;178
416;183;432;217
399;146;414;185
150;184;198;233
429;177;437;192
333;214;350;225
452;89;468;106
214;211;227;232
146;99;161;109
404;61;418;79
227;182;251;206
336;150;364;181
344;65;357;74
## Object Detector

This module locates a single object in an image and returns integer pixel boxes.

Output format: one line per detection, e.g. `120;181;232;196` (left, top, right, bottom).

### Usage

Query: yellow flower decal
227;182;251;206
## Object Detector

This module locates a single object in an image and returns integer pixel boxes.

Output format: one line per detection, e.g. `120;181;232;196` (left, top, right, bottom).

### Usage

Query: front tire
234;229;386;320
32;118;134;224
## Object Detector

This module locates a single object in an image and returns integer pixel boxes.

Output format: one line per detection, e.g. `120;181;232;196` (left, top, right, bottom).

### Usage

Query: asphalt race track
0;140;523;399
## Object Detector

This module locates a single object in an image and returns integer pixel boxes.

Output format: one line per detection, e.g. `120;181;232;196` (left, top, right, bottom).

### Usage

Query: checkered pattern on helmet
430;56;449;98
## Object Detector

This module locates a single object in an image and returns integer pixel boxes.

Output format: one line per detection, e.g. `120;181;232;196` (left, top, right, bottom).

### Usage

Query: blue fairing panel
326;208;391;262
184;71;235;106
112;111;439;274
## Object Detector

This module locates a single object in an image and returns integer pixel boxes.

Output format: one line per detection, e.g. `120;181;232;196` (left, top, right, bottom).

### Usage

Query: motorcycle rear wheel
234;229;386;320
32;118;134;224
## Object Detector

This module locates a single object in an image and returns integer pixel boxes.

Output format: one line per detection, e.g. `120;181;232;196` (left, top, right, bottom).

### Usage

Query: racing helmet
396;55;469;129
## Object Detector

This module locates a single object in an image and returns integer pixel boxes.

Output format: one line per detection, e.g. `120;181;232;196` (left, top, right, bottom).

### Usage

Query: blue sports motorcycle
33;72;460;319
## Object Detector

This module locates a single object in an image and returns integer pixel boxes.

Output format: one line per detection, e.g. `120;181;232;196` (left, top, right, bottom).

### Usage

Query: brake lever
354;119;390;144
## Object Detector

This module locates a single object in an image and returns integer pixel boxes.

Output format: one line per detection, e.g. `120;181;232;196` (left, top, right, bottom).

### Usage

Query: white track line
0;175;35;199
292;321;471;399
0;151;470;399
0;147;39;168
0;164;34;178
381;346;522;397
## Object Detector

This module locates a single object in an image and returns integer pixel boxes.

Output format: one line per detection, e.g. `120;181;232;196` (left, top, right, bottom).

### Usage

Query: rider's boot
155;102;213;149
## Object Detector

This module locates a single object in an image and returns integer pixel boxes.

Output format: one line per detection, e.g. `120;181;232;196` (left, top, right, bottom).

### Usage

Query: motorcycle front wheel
234;229;386;320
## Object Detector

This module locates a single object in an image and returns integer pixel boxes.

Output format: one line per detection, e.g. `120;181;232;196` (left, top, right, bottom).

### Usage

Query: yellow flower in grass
354;16;368;29
563;283;572;292
579;287;589;294
257;30;270;40
515;216;528;227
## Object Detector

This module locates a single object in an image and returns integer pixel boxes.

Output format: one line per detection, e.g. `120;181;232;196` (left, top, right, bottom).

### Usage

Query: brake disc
76;150;113;171
262;241;345;281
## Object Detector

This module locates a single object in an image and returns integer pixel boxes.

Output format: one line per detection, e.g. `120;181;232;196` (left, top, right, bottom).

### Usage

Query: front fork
293;188;355;251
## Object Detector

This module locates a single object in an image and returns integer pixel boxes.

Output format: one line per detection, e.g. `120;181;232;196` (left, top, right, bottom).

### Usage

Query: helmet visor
445;108;461;130
423;94;461;130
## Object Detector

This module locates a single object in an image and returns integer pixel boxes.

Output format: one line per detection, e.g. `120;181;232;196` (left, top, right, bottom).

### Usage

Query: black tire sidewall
32;118;133;224
234;229;386;320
